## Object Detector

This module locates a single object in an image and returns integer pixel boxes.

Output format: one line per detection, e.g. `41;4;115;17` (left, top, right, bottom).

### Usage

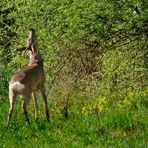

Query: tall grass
0;90;147;147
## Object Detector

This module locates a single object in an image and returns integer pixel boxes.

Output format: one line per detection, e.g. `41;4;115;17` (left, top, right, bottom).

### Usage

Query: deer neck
28;53;43;67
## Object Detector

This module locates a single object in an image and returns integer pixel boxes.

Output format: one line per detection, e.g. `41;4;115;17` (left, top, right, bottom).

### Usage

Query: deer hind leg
39;85;49;120
23;95;31;124
32;92;38;121
7;91;16;125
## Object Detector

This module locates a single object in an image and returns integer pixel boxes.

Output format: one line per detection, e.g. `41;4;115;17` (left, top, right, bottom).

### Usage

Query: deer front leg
39;85;49;121
7;91;16;125
32;92;38;121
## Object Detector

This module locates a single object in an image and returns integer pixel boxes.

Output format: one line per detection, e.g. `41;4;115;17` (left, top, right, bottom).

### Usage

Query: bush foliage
0;0;148;147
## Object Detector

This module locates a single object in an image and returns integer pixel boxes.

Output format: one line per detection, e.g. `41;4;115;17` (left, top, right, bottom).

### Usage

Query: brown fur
7;29;49;125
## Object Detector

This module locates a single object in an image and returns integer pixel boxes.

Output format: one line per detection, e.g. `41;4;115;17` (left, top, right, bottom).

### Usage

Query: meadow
0;91;147;148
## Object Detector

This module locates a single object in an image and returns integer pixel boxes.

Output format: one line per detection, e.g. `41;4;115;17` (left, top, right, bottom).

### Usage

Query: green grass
0;95;148;148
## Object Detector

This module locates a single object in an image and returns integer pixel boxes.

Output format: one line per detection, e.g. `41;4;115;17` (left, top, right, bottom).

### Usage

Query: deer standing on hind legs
7;29;49;125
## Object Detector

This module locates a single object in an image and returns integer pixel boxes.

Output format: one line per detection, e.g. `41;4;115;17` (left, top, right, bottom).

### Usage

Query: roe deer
7;29;49;125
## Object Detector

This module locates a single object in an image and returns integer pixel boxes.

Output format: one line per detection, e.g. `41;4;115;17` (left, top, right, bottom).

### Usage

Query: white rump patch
10;81;25;91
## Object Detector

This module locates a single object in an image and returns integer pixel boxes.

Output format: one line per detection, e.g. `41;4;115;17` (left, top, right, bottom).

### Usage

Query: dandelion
101;96;106;103
93;103;97;109
82;106;86;114
98;105;104;113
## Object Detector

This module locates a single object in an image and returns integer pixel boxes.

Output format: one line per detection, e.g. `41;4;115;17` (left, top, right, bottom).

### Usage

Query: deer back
9;54;45;94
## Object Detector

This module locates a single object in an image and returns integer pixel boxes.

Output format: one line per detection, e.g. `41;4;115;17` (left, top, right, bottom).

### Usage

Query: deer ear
16;46;32;52
16;47;26;52
35;56;42;63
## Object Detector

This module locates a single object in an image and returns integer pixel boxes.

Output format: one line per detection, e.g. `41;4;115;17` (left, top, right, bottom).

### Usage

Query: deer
7;28;49;125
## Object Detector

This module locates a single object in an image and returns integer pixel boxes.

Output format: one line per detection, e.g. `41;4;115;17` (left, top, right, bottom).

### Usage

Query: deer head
17;29;43;66
17;28;39;54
